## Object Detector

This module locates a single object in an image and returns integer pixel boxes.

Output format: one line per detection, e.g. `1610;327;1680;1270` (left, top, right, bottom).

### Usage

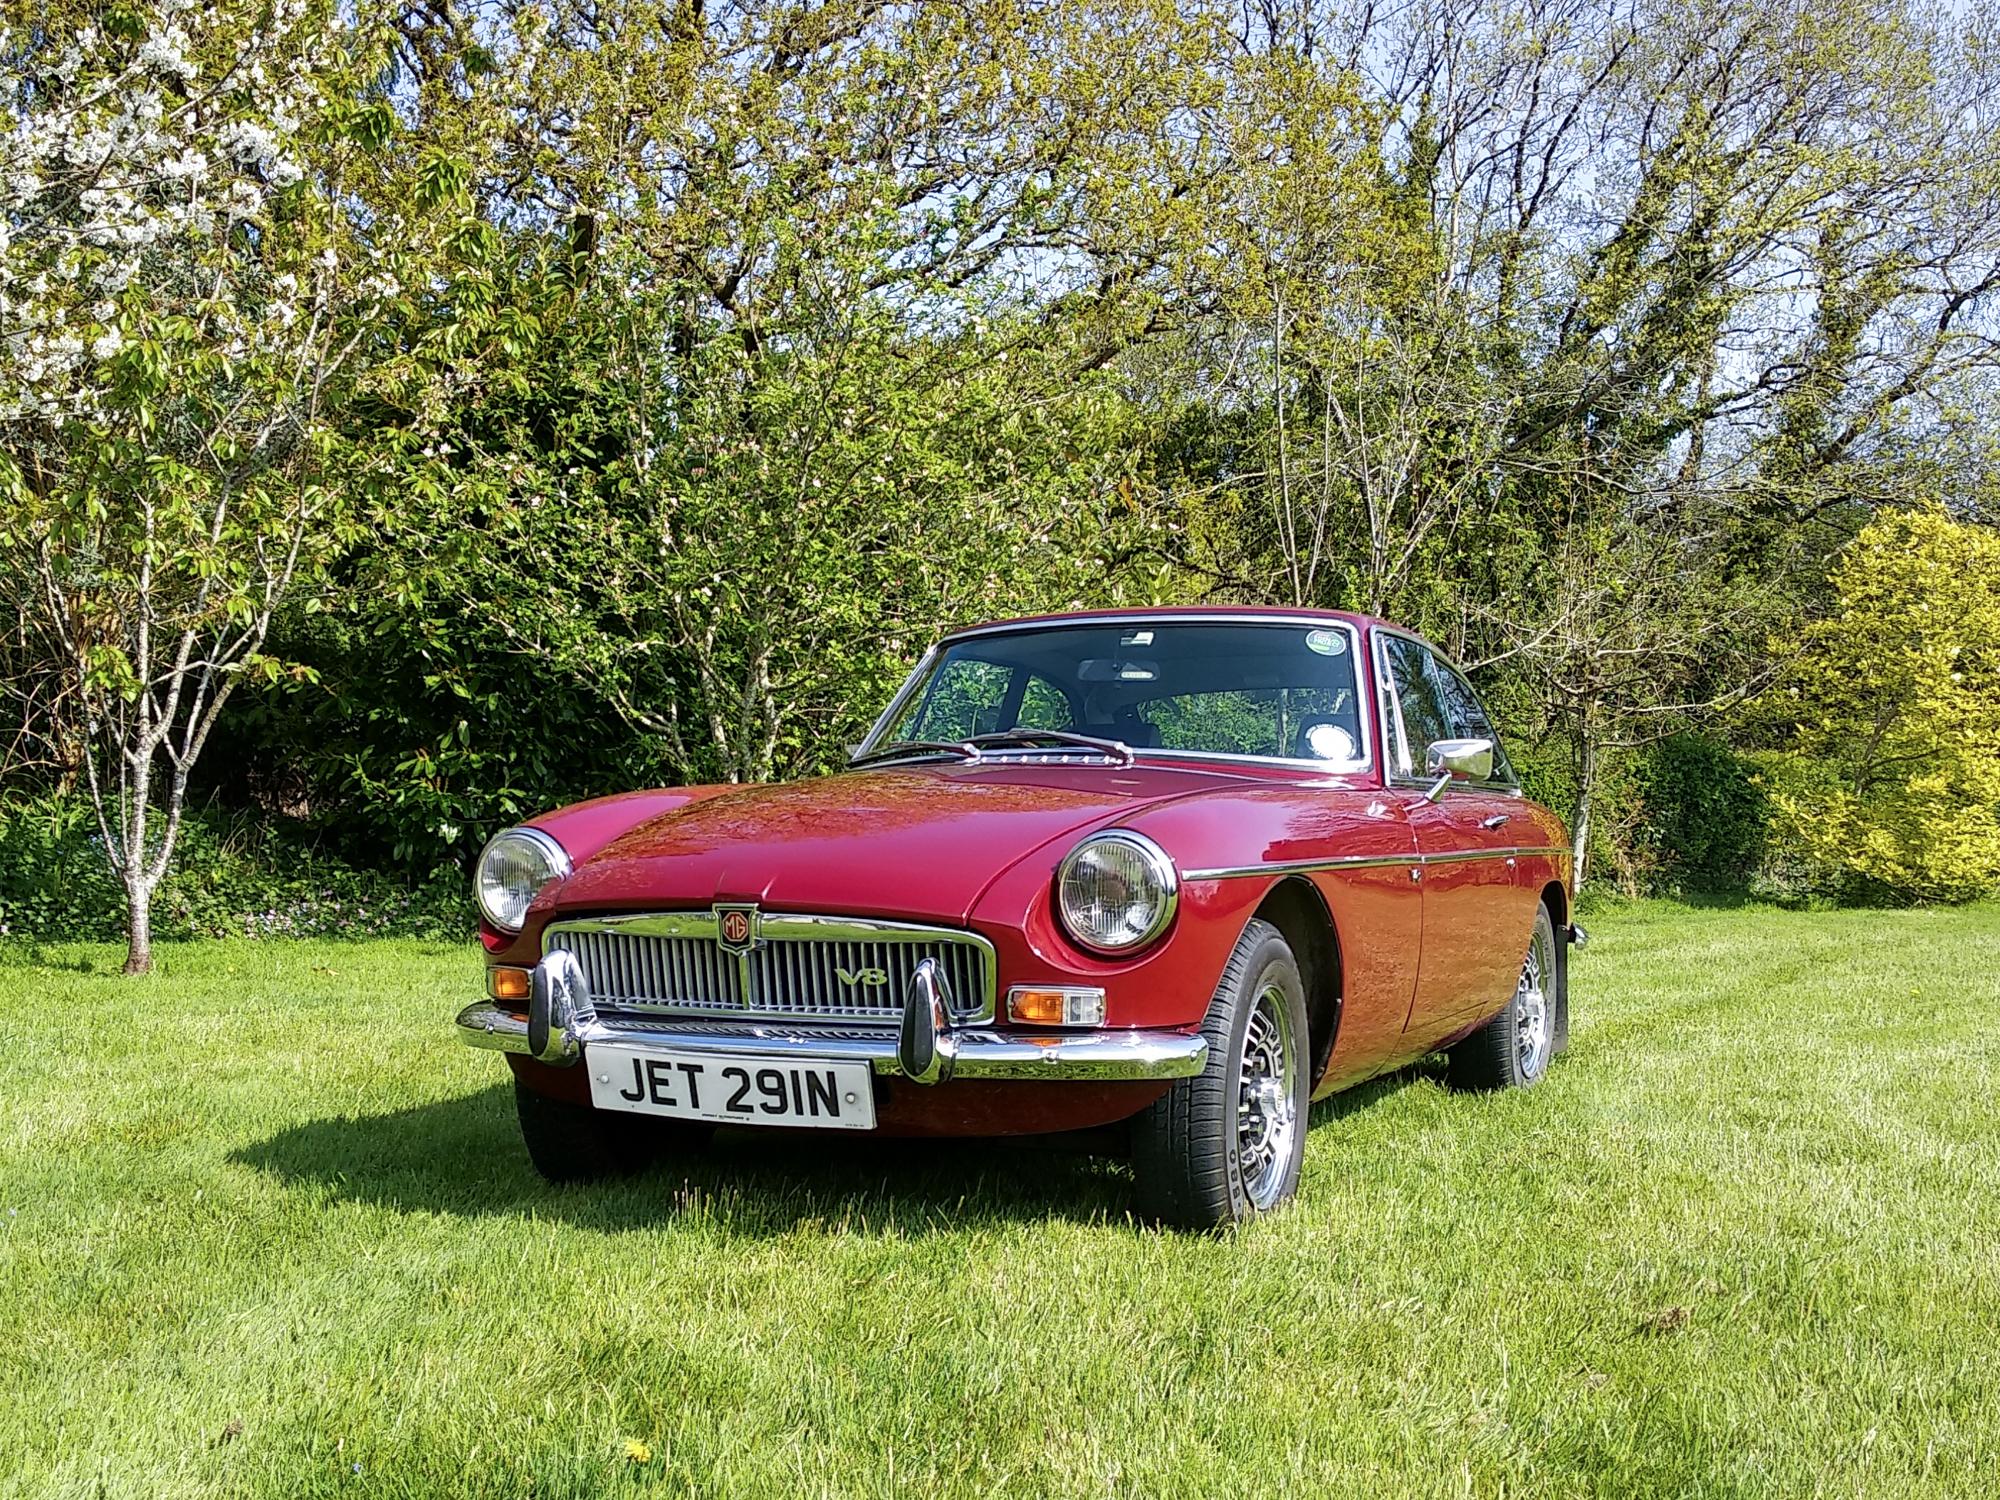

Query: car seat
1107;707;1161;748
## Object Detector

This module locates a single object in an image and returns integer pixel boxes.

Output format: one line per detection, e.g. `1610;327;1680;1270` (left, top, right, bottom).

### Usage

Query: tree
362;0;1250;785
0;0;474;971
1764;507;2000;903
1147;0;2000;887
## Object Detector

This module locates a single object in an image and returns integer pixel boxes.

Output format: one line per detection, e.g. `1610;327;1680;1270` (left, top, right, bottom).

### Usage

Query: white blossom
0;1;360;419
218;121;280;165
136;25;198;80
158;149;210;183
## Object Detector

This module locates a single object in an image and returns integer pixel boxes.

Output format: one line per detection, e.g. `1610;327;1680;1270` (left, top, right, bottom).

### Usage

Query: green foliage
1635;735;1771;893
0;795;469;944
1765;508;2000;904
8;0;1999;921
201;596;667;873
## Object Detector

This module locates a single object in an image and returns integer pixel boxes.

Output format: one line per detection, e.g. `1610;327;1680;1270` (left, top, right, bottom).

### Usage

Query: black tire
1132;919;1310;1229
1448;902;1562;1091
514;1079;709;1184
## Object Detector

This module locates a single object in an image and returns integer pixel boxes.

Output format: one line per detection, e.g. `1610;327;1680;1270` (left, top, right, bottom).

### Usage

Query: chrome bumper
455;1000;1206;1082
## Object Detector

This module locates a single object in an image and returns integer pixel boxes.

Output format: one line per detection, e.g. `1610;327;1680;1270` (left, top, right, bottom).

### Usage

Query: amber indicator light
1006;985;1107;1027
488;966;532;1004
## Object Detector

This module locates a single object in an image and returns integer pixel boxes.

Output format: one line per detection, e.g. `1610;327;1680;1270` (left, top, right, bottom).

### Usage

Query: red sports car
458;609;1581;1227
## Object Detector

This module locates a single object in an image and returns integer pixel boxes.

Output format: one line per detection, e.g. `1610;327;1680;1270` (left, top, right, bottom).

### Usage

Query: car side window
1381;636;1452;778
1016;674;1075;731
1432;659;1517;786
1381;634;1516;786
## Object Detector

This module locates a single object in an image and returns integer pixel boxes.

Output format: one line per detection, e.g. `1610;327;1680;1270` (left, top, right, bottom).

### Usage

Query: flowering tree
0;0;469;971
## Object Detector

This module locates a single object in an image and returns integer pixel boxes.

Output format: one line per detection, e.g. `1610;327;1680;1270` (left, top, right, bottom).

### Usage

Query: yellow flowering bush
1769;508;2000;902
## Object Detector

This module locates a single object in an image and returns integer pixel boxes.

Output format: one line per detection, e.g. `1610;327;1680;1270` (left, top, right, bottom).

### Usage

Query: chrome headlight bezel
1055;830;1179;957
474;826;572;934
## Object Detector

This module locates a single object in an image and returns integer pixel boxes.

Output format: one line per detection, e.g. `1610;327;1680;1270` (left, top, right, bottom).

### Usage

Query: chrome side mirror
1422;737;1494;800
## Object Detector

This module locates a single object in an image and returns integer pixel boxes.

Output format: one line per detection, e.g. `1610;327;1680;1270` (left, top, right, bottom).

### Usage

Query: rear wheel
514;1080;709;1183
1132;919;1309;1229
1447;903;1561;1091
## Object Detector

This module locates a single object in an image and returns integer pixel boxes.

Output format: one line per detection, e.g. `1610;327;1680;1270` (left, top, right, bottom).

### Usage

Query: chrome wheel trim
1513;925;1554;1081
1236;981;1300;1210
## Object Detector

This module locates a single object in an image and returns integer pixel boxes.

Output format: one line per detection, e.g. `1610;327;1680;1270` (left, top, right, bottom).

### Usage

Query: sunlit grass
3;902;1997;1497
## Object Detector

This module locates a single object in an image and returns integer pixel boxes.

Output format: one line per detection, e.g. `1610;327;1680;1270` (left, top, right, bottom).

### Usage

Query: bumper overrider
456;950;1208;1084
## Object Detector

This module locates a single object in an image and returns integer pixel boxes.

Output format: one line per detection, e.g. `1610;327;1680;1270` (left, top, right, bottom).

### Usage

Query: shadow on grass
234;1067;1429;1236
233;1083;1149;1234
1308;1059;1440;1127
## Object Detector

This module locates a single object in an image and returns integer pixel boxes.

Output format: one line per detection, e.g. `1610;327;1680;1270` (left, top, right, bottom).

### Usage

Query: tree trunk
1569;723;1597;899
123;875;154;975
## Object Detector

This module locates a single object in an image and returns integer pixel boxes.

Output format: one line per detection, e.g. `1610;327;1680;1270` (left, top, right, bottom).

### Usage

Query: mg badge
715;903;760;954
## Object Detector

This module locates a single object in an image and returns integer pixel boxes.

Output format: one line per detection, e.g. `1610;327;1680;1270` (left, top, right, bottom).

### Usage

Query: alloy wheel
1237;982;1300;1210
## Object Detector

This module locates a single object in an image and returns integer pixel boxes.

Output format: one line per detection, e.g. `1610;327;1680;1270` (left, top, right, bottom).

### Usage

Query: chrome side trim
1184;852;1416;881
1421;845;1568;867
454;1002;1208;1081
1182;846;1568;881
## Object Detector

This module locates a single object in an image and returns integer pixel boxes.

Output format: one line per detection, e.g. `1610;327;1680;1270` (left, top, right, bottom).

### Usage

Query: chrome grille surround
543;912;997;1026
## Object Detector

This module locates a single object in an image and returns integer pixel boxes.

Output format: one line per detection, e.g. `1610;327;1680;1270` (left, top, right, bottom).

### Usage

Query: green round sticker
1304;628;1346;657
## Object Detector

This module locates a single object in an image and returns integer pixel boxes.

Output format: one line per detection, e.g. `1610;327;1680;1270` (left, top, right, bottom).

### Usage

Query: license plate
587;1042;878;1130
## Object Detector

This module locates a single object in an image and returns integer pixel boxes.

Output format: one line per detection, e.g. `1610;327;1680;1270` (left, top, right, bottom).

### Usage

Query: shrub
1763;507;2000;904
1635;735;1770;893
0;795;472;945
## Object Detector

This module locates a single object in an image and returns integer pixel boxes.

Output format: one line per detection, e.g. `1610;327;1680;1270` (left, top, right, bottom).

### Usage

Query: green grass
4;903;1999;1498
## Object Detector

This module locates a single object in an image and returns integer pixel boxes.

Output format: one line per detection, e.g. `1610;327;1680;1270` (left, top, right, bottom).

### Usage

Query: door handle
1480;814;1510;830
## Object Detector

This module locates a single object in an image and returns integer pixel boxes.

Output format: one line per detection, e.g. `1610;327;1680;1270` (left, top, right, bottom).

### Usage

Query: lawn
3;902;1998;1499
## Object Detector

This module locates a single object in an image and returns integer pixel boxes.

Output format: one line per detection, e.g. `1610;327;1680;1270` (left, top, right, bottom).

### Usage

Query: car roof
940;605;1386;644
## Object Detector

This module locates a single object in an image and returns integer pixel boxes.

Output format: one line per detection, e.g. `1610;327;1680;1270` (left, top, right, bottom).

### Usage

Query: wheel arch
1250;876;1343;1087
1538;879;1571;1055
1539;879;1569;928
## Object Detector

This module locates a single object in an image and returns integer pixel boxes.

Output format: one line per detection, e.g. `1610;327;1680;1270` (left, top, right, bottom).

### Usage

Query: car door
1374;631;1536;1041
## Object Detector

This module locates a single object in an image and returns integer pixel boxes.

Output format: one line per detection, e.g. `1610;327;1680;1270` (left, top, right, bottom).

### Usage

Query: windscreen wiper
963;729;1137;765
846;739;980;768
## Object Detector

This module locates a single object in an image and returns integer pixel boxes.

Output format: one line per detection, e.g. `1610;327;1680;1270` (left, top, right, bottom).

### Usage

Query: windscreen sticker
1304;628;1346;657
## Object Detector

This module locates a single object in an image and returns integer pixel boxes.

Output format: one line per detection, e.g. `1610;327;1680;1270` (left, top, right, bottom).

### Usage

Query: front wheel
1132;919;1310;1229
1448;902;1562;1091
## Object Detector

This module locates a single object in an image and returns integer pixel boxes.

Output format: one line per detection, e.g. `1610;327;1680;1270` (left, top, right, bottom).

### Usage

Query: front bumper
455;1000;1208;1082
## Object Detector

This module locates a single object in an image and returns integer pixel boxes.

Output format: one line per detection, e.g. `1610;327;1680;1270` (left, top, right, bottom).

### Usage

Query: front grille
546;919;991;1024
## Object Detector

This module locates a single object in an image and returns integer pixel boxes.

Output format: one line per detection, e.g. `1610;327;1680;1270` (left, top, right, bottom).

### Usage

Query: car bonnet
547;762;1250;926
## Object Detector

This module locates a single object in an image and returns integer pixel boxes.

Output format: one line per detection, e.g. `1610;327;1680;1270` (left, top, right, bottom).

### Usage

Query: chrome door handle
1480;814;1510;830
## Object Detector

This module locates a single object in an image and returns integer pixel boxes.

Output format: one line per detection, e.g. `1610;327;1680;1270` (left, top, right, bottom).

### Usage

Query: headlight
475;827;571;933
1055;830;1178;955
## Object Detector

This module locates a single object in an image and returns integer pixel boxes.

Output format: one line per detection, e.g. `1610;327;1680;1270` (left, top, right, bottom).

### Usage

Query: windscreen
877;621;1368;768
